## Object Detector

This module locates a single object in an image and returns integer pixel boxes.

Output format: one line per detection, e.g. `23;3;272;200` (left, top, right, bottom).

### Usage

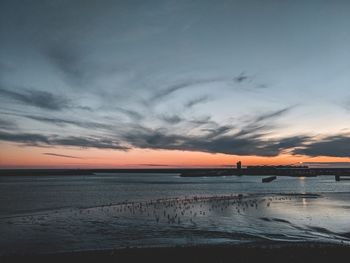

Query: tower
237;161;242;170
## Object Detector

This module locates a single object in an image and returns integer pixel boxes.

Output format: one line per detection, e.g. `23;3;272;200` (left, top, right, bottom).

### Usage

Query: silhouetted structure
236;161;242;170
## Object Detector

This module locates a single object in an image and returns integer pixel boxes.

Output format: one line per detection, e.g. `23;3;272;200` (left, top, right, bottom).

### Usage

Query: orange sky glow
1;142;349;169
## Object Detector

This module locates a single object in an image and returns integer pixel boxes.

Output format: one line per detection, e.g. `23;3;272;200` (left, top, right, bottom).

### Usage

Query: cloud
114;107;143;121
253;106;294;123
121;121;308;157
43;153;84;159
233;72;269;90
136;163;172;167
202;125;233;138
0;87;70;111
160;114;183;124
293;135;350;157
51;136;127;149
233;72;250;83
149;78;224;102
184;95;211;108
0;131;50;145
0;118;16;130
3;101;345;158
118;106;310;157
234;107;294;138
0;130;128;150
23;115;112;130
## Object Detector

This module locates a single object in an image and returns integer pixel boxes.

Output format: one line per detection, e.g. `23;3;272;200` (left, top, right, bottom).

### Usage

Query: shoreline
2;243;350;263
1;167;350;178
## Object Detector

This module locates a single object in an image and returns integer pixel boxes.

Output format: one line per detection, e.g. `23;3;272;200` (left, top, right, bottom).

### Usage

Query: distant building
237;161;242;170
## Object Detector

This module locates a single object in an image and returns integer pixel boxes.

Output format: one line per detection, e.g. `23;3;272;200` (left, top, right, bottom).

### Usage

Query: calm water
0;173;350;254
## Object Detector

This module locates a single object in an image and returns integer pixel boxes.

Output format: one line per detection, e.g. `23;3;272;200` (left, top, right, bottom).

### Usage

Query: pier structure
1;166;350;181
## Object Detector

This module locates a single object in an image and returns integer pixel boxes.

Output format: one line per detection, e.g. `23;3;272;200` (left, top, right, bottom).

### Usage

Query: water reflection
1;174;350;254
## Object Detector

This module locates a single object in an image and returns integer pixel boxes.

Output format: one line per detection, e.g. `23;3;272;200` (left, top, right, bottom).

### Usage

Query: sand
2;243;350;263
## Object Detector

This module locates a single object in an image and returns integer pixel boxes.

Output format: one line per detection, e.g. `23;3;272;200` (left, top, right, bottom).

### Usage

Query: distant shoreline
1;167;350;178
2;243;350;263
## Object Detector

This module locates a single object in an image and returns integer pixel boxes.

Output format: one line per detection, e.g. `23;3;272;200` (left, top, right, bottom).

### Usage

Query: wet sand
1;174;350;260
1;193;350;254
2;243;350;263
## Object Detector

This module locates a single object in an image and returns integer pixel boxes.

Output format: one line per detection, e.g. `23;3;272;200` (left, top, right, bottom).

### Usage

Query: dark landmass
1;243;350;263
0;168;218;176
1;167;350;178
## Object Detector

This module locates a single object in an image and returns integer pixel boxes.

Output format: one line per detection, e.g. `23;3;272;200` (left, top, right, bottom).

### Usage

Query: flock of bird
78;194;291;225
4;194;297;229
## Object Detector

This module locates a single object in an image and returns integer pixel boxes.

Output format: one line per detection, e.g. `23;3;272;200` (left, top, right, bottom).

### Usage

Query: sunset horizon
1;1;350;262
1;1;350;169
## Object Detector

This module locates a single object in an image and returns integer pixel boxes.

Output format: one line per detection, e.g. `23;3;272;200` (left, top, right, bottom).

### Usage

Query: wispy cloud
122;125;308;157
0;118;16;130
2;103;348;158
118;107;303;156
253;106;295;123
0;131;128;150
43;153;84;159
136;163;172;167
23;115;112;130
0;87;70;111
233;72;251;83
114;107;143;121
233;72;269;90
160;114;183;124
293;135;350;157
184;95;211;108
148;78;225;103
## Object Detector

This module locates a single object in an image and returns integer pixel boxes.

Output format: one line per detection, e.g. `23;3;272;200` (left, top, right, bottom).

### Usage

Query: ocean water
0;173;350;254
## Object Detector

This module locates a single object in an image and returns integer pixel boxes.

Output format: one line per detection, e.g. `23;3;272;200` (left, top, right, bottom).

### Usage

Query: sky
0;0;350;168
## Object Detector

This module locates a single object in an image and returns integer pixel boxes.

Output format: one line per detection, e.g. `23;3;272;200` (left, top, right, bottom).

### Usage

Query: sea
0;173;350;254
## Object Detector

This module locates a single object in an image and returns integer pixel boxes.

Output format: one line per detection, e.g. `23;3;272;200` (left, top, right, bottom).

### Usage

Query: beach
2;243;350;263
1;173;350;261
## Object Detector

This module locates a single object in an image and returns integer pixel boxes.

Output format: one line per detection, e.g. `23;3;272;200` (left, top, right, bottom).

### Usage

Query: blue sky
0;0;350;166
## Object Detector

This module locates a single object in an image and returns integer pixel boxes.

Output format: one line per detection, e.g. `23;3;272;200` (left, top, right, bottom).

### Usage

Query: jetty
1;163;350;181
179;162;350;181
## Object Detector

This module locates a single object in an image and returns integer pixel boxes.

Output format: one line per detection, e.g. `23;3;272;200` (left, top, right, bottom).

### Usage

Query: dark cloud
119;106;310;156
0;87;70;111
51;136;127;149
262;136;310;155
184;95;211;108
121;123;308;157
0;118;16;130
202;125;233;138
189;116;215;126
43;153;83;159
0;105;304;157
137;164;172;167
2;101;346;158
234;72;250;83
233;107;294;138
293;135;350;157
23;115;112;130
233;72;269;90
0;130;127;150
160;114;183;124
0;131;50;145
